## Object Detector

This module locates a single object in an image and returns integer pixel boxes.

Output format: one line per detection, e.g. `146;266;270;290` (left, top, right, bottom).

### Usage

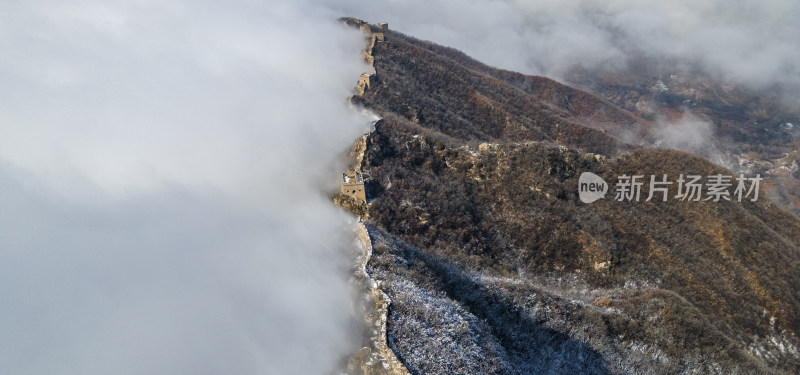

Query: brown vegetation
345;20;800;374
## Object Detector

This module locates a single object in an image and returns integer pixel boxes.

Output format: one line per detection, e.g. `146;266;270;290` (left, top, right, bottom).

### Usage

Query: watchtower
355;73;376;96
341;172;366;202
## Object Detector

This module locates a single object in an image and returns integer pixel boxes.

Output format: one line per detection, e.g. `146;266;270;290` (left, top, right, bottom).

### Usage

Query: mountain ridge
337;18;800;374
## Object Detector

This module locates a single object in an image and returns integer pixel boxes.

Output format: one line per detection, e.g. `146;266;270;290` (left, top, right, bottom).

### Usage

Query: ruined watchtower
341;172;366;202
355;73;376;96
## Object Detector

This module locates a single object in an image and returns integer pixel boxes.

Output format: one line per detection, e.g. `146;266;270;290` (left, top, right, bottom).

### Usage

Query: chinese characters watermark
579;172;762;203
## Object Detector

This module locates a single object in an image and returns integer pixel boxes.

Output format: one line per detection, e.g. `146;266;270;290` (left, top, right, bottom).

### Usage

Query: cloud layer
0;1;372;374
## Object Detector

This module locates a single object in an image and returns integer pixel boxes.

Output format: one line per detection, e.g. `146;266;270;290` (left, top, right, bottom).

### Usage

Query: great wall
342;18;386;98
338;19;412;375
345;221;410;375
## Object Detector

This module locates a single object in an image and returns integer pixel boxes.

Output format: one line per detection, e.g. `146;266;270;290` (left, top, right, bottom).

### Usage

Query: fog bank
0;1;373;374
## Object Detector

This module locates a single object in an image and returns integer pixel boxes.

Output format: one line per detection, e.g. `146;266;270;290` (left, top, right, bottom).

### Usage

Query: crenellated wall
340;18;386;97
